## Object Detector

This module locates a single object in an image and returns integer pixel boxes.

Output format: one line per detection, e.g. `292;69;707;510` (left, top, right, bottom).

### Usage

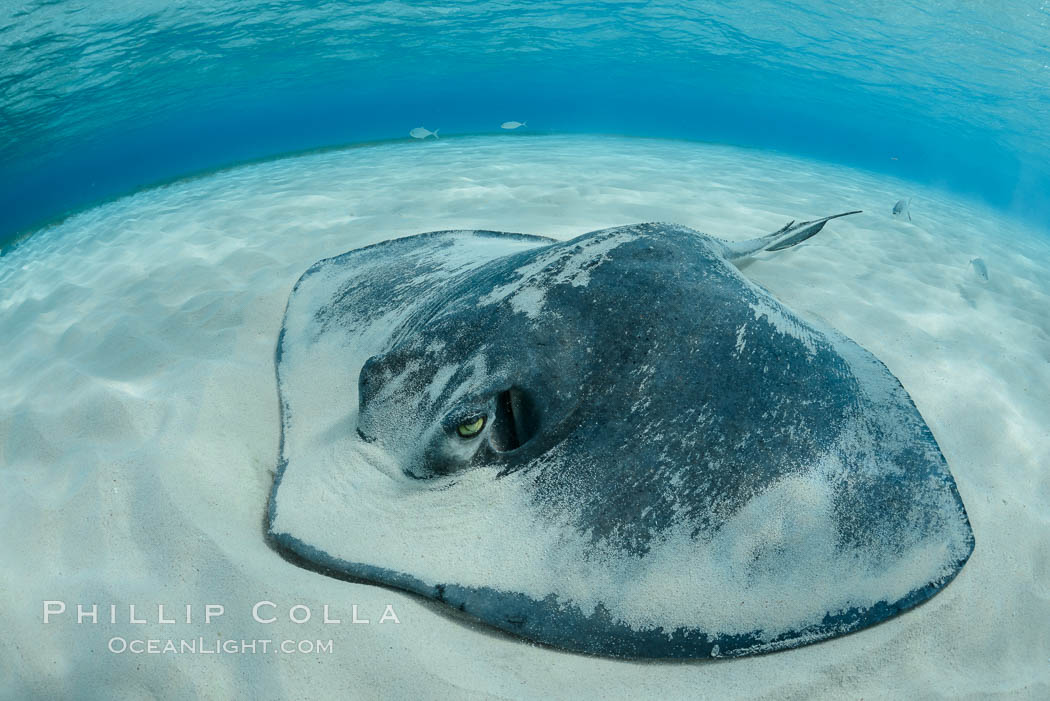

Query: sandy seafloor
1;135;1048;699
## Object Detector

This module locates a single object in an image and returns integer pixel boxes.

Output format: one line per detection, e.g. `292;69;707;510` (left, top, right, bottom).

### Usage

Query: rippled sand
2;135;1048;699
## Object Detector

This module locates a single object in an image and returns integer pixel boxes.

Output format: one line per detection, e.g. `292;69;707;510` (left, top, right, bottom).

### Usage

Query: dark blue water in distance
2;1;1048;248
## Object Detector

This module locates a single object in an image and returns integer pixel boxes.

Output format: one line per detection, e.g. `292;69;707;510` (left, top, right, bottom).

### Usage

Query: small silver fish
970;257;989;282
892;198;912;222
409;127;439;140
500;121;527;130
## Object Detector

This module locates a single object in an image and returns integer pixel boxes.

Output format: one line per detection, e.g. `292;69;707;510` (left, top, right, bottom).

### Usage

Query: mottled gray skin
271;220;974;658
348;225;957;555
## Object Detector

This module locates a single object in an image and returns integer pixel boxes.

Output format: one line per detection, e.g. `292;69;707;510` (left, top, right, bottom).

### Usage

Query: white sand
1;135;1048;699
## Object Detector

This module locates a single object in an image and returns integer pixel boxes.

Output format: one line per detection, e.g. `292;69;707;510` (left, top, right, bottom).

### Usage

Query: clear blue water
2;1;1048;247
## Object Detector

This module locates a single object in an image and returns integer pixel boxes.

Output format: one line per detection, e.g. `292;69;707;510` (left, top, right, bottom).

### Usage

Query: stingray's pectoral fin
722;210;861;260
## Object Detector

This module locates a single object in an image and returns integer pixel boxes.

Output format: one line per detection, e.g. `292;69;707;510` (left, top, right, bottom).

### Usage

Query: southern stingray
267;212;973;659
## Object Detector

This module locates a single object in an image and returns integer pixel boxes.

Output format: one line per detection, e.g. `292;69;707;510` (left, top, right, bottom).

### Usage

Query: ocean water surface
2;1;1049;699
2;1;1049;244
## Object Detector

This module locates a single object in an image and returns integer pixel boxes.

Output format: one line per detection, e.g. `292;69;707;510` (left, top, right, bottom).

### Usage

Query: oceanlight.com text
107;637;335;655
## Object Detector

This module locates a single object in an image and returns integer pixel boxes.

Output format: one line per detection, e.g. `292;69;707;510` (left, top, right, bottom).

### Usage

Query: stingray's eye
456;415;486;438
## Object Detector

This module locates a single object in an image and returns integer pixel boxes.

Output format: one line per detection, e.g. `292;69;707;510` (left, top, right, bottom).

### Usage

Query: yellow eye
456;416;485;438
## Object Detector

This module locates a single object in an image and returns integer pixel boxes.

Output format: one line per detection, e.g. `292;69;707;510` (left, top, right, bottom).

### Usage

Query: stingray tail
721;211;861;260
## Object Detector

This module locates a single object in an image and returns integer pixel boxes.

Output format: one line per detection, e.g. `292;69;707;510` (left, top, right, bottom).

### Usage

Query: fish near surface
267;213;973;659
